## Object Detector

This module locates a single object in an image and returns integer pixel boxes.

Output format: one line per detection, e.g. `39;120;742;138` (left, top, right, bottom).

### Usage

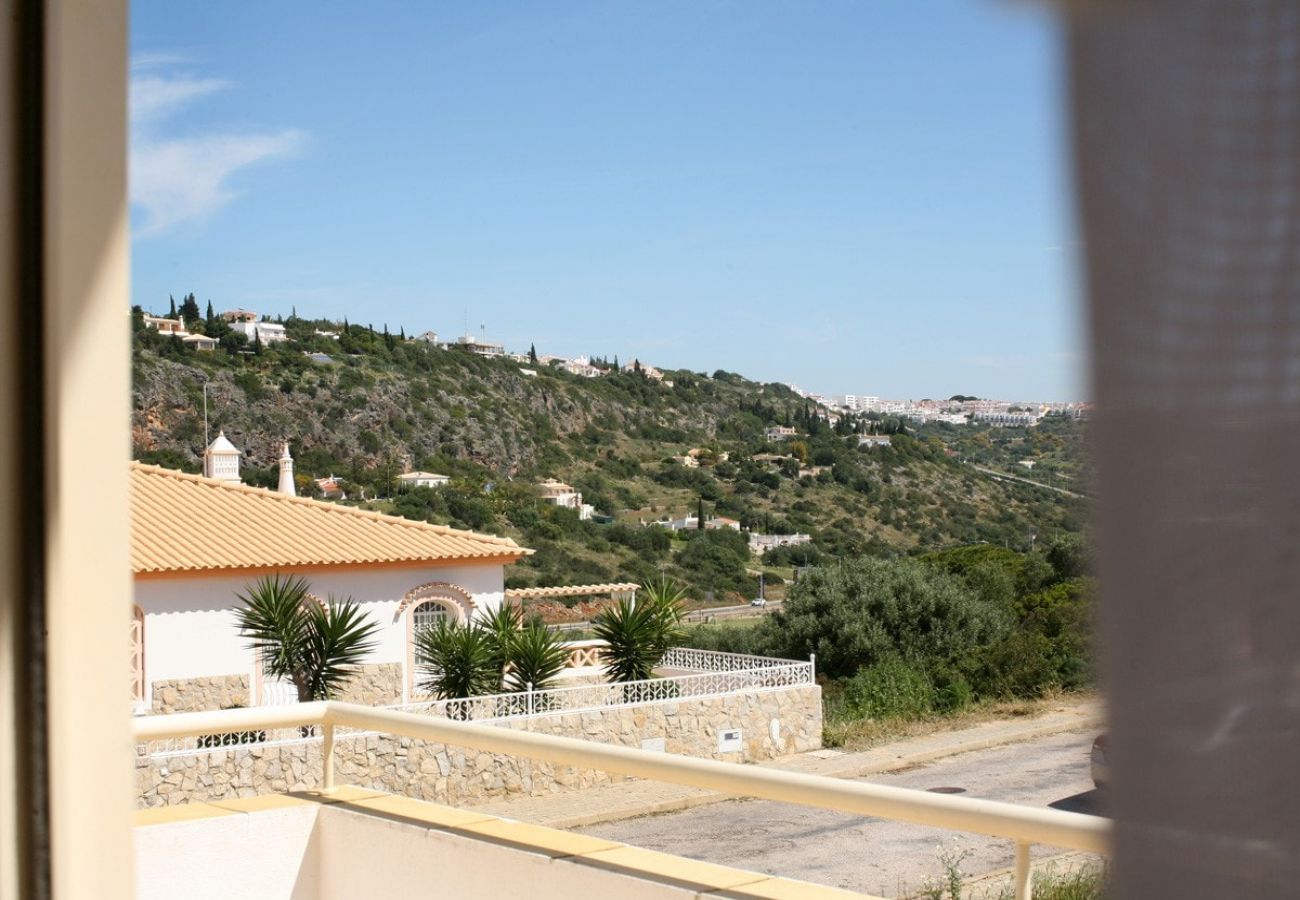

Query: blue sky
130;1;1083;401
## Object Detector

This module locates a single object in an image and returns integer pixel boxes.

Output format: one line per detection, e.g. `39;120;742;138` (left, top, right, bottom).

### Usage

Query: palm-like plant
478;602;523;688
593;578;687;682
235;574;380;702
414;619;500;700
504;622;570;693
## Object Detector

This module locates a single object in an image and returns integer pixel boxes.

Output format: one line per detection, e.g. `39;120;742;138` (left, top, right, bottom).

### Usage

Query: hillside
131;313;1088;604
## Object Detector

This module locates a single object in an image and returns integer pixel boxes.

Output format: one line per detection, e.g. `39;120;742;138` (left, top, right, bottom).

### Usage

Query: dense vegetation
132;306;1088;603
685;536;1094;738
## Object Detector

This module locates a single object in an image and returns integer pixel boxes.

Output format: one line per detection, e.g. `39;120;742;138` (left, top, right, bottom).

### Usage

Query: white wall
133;562;505;707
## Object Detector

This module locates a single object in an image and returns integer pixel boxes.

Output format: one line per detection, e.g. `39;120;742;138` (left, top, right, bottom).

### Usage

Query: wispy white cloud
130;57;304;238
131;74;229;125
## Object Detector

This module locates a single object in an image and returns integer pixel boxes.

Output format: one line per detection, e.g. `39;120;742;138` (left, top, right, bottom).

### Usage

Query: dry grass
823;689;1098;751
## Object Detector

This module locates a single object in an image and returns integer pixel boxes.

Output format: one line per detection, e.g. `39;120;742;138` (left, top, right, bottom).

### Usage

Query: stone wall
336;662;403;706
137;684;822;808
150;674;250;714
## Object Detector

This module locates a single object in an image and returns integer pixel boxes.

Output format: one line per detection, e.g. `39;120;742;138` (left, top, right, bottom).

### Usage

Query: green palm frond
234;575;379;702
414;619;500;700
504;622;569;692
301;596;381;701
593;579;687;682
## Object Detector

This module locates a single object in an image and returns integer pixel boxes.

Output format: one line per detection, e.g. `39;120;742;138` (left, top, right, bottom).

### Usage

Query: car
749;597;767;607
1091;733;1109;789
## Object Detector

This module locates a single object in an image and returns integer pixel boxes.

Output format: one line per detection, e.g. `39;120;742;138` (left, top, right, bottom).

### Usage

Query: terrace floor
135;786;879;899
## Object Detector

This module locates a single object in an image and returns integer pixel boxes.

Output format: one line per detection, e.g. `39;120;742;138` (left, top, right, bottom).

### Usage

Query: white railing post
321;720;336;792
809;653;816;679
526;682;534;717
1013;840;1032;900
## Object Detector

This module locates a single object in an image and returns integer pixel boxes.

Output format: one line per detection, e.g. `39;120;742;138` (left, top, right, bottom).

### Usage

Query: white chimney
278;441;296;496
203;430;242;482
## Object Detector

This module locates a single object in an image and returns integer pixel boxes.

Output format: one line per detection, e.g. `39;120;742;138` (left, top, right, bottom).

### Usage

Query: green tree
414;619;499;701
234;574;380;702
529;343;538;365
593;579;687;682
179;292;201;324
504;622;570;692
767;557;1010;679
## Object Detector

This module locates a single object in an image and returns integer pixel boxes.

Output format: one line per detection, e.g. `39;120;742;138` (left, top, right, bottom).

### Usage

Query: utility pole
202;382;212;446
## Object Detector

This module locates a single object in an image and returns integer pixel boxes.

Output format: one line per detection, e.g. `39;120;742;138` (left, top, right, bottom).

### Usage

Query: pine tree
179;293;200;324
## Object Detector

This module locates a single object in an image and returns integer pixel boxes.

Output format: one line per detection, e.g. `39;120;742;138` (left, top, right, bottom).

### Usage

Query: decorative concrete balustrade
136;648;822;810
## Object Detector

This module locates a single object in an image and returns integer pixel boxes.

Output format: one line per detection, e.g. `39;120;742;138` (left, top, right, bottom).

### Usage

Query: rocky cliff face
131;346;765;479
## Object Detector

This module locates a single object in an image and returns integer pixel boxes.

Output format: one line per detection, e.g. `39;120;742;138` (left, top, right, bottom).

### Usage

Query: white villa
130;450;531;715
537;478;594;520
398;471;451;489
141;314;188;336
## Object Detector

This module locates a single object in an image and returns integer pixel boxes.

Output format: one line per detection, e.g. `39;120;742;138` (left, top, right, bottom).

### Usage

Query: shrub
767;557;1011;679
836;656;935;720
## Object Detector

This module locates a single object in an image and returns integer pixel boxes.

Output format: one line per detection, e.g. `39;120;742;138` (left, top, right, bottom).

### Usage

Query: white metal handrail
133;702;1109;900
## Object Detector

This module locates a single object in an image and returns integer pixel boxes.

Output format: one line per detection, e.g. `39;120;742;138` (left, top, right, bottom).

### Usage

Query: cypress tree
697;496;706;530
529;343;538;365
168;295;177;318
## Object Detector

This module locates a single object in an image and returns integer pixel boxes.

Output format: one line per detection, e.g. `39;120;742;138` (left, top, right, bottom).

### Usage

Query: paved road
970;465;1088;500
582;728;1103;898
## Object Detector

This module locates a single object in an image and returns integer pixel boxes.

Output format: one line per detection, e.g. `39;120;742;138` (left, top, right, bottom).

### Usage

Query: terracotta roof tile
130;463;530;575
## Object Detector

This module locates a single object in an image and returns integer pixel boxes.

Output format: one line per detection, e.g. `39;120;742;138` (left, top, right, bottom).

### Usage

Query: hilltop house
397;471;451;489
537;478;594;520
131;443;530;714
142;314;189;336
765;425;798;441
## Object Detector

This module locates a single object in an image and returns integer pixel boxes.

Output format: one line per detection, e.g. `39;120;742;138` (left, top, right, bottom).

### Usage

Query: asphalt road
581;728;1103;898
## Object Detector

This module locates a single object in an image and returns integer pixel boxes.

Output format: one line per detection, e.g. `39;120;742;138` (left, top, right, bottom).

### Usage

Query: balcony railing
133;702;1110;900
141;648;815;756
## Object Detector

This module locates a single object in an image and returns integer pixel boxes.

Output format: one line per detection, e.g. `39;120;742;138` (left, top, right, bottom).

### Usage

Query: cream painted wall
133;562;505;708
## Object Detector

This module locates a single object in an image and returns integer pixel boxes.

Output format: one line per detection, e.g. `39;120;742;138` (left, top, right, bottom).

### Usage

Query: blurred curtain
1071;1;1300;896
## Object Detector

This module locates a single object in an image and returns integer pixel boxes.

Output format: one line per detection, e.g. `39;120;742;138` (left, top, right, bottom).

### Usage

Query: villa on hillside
397;471;451;489
765;425;798;441
537;478;594;520
130;439;532;714
141;314;189;336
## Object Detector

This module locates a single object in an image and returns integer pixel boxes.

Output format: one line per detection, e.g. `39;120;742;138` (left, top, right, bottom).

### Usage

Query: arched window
399;582;474;699
129;605;145;703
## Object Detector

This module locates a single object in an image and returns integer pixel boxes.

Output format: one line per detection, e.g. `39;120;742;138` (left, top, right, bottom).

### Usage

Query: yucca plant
414;619;501;701
235;574;380;703
593;578;687;683
504;621;570;693
478;602;523;688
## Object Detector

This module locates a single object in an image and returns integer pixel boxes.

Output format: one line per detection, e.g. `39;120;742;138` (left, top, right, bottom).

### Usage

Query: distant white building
858;435;892;448
229;319;288;345
538;479;594;520
658;515;742;533
415;330;440;344
562;355;602;378
398;471;451;489
749;533;812;554
142;314;188;337
450;335;506;357
181;334;217;351
976;411;1040;428
765;426;798;442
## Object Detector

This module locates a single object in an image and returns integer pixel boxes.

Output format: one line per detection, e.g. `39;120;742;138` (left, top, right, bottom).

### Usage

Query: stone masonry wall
150;674;250;714
335;662;404;706
137;684;822;808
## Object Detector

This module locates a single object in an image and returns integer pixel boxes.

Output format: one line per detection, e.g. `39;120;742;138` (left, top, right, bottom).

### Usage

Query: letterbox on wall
717;728;742;753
